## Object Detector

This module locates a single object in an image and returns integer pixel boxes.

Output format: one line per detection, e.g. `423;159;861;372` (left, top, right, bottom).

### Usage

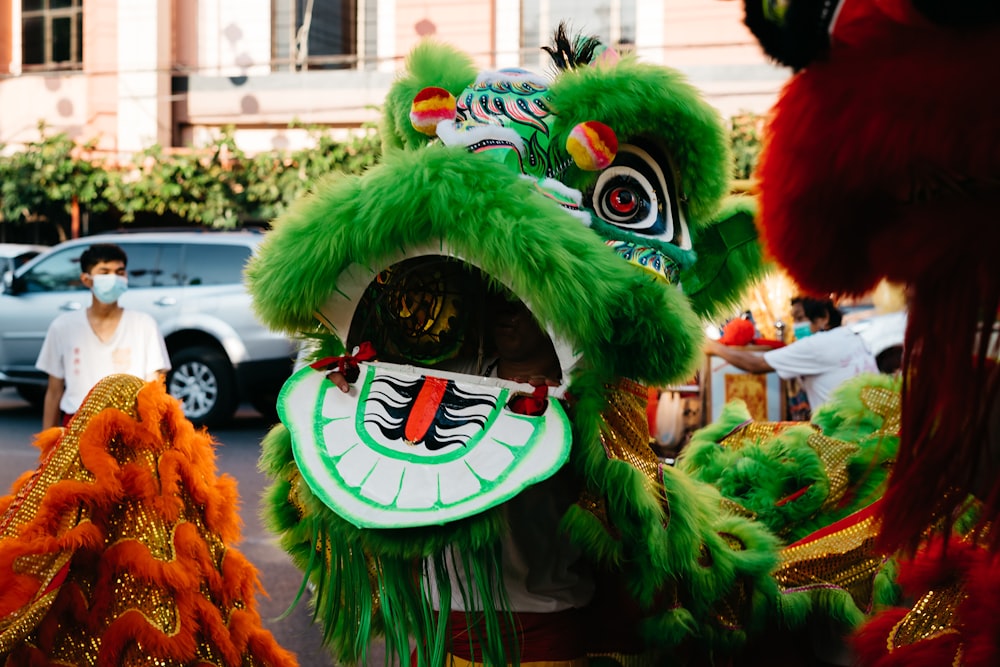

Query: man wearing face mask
705;296;877;411
35;243;170;429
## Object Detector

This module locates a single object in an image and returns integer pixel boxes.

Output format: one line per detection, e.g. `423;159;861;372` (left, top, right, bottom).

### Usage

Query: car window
13;251;41;269
121;242;183;288
181;244;252;286
20;246;86;292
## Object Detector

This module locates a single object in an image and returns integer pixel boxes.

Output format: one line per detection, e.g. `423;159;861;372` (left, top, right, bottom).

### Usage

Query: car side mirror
4;273;25;295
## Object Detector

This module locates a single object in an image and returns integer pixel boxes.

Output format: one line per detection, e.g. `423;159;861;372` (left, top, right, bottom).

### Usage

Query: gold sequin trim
599;379;660;483
719;497;756;520
109;571;181;636
721;421;798;451
887;579;967;652
860;386;902;437
806;431;860;512
774;509;883;611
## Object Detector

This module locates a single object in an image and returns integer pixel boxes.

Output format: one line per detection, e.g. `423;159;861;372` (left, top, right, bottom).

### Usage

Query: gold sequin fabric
807;431;860;513
863;533;998;666
574;379;659;533
887;579;966;652
0;374;297;666
597;378;661;483
859;386;902;437
773;504;884;612
721;421;797;450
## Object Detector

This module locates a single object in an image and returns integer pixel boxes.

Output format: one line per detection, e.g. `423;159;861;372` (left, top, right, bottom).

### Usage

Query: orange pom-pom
719;318;756;346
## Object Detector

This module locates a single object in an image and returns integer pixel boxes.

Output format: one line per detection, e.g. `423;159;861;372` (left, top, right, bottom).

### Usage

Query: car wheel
167;346;237;427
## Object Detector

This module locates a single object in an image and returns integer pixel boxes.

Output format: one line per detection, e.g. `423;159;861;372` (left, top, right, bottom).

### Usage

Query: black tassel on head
542;23;604;71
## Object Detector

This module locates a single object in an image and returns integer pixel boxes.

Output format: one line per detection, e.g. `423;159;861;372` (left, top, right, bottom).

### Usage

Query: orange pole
71;194;80;239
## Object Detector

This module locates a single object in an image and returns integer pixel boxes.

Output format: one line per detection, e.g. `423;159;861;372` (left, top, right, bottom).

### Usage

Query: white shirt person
35;243;170;429
705;297;877;411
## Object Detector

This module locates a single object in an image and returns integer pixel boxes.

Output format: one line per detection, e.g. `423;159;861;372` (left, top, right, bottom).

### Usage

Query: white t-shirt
36;309;171;414
763;327;877;409
425;469;594;613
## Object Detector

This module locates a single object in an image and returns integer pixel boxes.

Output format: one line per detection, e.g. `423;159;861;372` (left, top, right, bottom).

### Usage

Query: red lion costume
742;1;1000;664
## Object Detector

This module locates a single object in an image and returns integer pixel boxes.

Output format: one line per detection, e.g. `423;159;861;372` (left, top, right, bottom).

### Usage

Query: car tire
167;346;237;427
250;392;280;422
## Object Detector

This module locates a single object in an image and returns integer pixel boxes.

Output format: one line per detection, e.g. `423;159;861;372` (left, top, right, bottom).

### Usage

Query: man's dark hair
80;243;128;274
796;296;842;328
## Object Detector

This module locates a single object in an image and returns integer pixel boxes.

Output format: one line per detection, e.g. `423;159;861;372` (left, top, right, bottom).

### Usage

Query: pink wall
660;0;764;66
83;0;118;153
395;0;496;68
0;0;786;154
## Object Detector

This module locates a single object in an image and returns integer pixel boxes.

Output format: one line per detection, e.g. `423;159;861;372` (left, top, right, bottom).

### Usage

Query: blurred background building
0;0;786;158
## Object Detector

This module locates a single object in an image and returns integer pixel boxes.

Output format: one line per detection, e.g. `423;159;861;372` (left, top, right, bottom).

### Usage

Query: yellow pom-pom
566;121;618;171
410;87;457;136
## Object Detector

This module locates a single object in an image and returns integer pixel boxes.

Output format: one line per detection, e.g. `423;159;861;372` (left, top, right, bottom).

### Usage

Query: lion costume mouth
281;250;578;529
314;252;580;386
278;358;572;529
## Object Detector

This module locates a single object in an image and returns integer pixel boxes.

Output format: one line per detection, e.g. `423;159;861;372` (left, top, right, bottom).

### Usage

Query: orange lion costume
0;375;297;666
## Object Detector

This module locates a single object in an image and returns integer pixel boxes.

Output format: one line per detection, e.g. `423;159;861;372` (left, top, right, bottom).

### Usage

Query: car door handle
154;297;177;306
60;301;82;311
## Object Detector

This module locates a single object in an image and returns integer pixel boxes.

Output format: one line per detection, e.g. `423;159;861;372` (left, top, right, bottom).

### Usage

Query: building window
521;0;636;69
22;0;83;70
273;0;357;71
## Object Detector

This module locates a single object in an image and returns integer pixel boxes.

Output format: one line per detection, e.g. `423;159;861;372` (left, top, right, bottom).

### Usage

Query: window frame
21;0;84;72
271;0;358;72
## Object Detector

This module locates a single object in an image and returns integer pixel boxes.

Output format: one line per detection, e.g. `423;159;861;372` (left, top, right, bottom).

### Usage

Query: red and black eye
606;186;641;217
589;144;686;247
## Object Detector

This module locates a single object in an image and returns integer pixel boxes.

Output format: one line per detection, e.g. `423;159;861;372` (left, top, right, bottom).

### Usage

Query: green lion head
248;30;762;390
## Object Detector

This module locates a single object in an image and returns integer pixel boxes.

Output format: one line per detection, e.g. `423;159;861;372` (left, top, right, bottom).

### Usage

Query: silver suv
0;231;296;426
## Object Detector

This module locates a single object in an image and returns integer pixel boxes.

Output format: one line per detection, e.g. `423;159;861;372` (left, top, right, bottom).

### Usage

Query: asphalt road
0;387;390;666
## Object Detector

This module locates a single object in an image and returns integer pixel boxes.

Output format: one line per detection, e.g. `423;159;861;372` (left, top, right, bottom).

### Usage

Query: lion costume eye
601;182;648;222
591;144;687;248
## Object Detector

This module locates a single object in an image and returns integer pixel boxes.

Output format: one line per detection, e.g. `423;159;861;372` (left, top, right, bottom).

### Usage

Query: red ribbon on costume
309;342;377;383
507;383;549;416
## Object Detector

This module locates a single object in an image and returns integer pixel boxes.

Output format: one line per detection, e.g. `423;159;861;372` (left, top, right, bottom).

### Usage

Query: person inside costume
706;296;877;409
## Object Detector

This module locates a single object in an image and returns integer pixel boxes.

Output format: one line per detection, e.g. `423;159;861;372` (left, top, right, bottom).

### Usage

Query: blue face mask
90;274;128;304
792;321;812;340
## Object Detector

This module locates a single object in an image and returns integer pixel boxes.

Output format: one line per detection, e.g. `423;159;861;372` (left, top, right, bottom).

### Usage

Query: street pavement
0;386;390;666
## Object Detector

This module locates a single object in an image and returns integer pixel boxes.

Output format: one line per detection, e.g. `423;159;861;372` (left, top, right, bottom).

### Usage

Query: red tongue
404;376;449;444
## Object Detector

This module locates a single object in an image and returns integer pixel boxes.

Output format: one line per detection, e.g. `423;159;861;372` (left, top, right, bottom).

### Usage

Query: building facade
0;0;787;158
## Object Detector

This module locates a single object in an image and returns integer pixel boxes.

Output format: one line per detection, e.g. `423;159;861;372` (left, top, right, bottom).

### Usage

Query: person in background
705;296;877;410
36;243;170;429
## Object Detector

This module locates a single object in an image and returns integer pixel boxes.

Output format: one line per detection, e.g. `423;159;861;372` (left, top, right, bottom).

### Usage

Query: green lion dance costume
246;27;898;666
